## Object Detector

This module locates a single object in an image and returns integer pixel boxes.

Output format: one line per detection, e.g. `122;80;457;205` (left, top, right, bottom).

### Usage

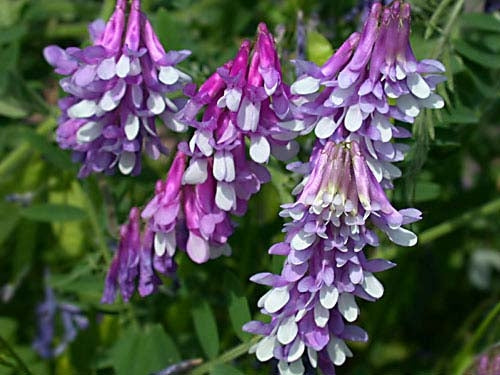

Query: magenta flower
102;207;144;303
102;149;233;302
178;23;297;217
102;195;184;303
100;20;303;300
141;148;233;265
44;0;191;177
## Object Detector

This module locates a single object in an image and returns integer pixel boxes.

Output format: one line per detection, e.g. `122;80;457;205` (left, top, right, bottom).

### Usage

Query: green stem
451;300;500;374
425;0;453;39
189;337;260;375
0;335;33;375
419;197;500;245
431;0;464;59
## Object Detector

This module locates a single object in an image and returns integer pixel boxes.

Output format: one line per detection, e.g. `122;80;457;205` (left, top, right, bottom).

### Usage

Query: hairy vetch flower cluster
244;2;445;374
44;0;191;177
44;0;447;370
177;22;298;215
102;23;300;303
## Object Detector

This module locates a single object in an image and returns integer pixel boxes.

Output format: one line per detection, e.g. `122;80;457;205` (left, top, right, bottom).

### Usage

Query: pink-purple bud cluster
102;23;299;303
177;23;298;215
244;2;445;374
44;0;191;177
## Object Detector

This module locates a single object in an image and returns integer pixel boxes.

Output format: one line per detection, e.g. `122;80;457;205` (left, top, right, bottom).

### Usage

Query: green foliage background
0;0;499;374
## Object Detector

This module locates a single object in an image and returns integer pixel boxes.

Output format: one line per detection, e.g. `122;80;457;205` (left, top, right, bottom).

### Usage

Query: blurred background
0;0;499;374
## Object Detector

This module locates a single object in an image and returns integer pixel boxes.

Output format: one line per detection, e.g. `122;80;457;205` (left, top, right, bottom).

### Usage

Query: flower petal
250;135;271;164
291;76;321;95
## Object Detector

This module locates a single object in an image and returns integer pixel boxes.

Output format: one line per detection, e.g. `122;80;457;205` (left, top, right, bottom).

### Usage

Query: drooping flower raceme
244;2;445;373
102;23;301;303
244;140;421;374
44;0;191;177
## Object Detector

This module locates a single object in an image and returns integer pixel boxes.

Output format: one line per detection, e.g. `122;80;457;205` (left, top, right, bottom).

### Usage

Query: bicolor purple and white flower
178;23;297;216
244;140;421;374
44;0;191;177
244;2;445;373
286;1;445;152
102;149;234;302
141;148;233;266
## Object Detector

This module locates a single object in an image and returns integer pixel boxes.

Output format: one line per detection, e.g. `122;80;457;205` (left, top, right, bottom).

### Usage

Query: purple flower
287;1;445;148
33;272;89;358
470;347;500;375
182;164;234;263
244;141;418;373
102;206;175;303
102;207;141;303
98;23;298;290
102;126;278;302
178;22;297;216
103;149;233;302
44;0;191;177
244;3;444;373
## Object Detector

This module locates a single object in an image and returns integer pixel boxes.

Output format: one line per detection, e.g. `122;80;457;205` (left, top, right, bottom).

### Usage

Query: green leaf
268;162;293;204
414;181;441;202
466;69;500;99
0;203;20;246
0;97;27;119
0;25;26;44
223;272;251;342
12;220;36;276
460;13;500;33
52;274;103;303
0;43;20;78
440;105;479;124
18;130;74;171
20;204;87;222
410;35;434;60
140;324;181;371
112;324;180;375
0;0;27;27
211;364;245;375
154;8;188;52
192;302;220;359
0;318;17;341
483;34;500;53
453;39;500;69
228;292;252;342
307;31;333;66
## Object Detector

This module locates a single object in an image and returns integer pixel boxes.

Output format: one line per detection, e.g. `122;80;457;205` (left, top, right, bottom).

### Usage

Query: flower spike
44;0;191;177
